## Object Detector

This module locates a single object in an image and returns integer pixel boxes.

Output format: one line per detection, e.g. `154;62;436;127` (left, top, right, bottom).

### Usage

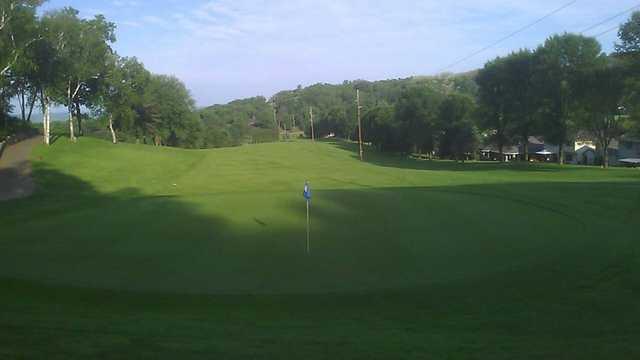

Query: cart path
0;137;40;201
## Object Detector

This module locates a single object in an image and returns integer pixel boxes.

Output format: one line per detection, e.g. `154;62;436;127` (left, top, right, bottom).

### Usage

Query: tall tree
476;56;513;160
395;86;443;155
615;11;640;134
438;93;478;161
533;33;605;164
0;0;43;80
575;59;627;168
362;103;398;152
72;14;116;136
615;11;640;55
42;8;115;142
35;11;69;145
98;55;150;144
141;74;200;147
503;49;538;162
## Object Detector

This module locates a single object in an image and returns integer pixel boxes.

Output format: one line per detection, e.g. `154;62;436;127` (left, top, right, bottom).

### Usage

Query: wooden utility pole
356;89;364;160
272;100;280;141
283;115;288;140
309;106;315;141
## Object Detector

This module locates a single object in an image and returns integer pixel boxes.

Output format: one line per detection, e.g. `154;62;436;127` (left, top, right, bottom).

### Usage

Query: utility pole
309;106;315;142
272;100;280;141
356;89;364;161
283;115;288;140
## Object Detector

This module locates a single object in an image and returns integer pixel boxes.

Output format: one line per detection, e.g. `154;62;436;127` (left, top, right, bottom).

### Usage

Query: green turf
1;137;639;359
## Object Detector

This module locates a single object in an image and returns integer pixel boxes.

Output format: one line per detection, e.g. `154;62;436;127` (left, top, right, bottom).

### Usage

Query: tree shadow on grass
0;166;639;358
1;165;638;295
0;160;35;201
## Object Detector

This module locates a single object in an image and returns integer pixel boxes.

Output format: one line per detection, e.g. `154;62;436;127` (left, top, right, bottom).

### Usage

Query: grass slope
1;138;639;359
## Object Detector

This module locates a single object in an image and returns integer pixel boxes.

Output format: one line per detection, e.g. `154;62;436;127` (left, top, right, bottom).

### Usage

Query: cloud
141;15;169;27
112;0;139;7
108;0;637;105
120;20;142;28
81;8;109;19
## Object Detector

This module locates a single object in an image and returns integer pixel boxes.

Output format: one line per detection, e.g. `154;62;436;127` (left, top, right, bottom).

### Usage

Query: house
479;136;577;163
479;145;519;162
611;137;640;166
479;134;640;166
574;136;597;165
575;145;597;165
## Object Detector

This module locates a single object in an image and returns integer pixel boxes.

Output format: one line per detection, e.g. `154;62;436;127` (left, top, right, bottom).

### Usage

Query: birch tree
0;0;43;80
99;56;150;144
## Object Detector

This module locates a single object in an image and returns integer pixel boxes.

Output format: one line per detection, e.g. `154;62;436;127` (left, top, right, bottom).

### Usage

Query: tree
438;93;478;161
476;56;514;160
98;55;150;144
502;49;538;162
43;8;115;142
533;33;605;164
575;58;628;168
615;12;640;134
34;11;70;145
615;11;640;55
12;44;39;123
362;103;398;152
395;86;443;155
141;74;200;147
0;0;43;79
0;0;41;129
72;14;116;136
317;106;349;138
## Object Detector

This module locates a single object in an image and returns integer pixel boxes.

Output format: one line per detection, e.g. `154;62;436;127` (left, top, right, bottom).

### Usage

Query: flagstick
306;199;310;254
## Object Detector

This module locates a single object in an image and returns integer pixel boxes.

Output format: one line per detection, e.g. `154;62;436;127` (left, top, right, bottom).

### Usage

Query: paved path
0;137;40;201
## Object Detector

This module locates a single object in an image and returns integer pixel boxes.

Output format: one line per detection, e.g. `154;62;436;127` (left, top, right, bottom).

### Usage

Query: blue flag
303;181;311;201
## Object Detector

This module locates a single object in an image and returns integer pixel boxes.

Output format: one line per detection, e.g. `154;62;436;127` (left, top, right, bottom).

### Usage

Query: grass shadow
0;165;639;358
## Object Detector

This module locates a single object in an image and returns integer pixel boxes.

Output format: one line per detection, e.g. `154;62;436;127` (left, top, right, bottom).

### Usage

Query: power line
579;3;640;34
438;0;578;73
593;24;620;38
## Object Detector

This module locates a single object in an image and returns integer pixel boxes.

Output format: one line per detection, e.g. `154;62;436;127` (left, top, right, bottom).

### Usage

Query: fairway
1;138;639;358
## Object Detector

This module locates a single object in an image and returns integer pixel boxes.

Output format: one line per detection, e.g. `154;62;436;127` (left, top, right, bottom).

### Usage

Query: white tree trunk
108;115;117;144
67;81;76;142
42;95;50;146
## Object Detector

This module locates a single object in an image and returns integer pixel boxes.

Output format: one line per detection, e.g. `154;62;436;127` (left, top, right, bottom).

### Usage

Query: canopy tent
619;158;640;164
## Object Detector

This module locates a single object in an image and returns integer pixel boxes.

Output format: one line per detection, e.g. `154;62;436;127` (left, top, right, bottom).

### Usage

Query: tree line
201;13;640;167
286;17;639;168
1;1;202;147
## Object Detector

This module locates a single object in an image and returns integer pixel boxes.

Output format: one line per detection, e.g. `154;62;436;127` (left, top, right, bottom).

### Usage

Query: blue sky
40;0;638;106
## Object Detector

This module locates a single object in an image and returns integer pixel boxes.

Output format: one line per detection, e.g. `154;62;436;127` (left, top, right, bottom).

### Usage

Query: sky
39;0;638;107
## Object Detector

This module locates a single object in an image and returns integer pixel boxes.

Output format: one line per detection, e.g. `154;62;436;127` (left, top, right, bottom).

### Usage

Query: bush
0;116;38;142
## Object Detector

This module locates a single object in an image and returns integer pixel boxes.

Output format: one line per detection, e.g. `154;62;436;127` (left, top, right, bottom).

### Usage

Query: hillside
0;138;639;358
197;73;479;143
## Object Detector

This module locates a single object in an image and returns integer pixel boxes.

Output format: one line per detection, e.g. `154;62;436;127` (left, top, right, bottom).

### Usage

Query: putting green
0;138;638;358
0;157;618;294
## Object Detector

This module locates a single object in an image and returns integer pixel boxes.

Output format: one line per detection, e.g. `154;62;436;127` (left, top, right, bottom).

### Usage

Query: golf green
1;138;638;358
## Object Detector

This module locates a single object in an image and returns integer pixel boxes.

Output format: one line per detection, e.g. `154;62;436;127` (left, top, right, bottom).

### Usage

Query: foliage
533;34;605;162
438;93;479;160
574;59;629;167
615;11;640;55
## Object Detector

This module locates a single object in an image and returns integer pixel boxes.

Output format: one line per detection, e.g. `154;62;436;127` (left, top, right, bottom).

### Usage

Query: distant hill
198;72;479;137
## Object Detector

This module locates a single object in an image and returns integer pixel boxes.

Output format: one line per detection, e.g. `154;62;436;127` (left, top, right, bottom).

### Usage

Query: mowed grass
1;137;639;359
